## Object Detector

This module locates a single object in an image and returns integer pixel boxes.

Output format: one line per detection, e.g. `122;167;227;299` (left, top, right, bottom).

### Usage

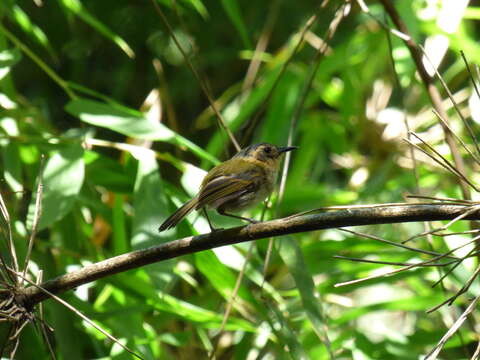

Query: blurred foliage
1;0;480;359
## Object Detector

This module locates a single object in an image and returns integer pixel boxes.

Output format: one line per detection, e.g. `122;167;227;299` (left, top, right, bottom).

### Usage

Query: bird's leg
217;209;258;224
202;208;220;232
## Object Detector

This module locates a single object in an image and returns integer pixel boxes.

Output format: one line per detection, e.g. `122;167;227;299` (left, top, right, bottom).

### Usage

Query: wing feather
196;173;261;210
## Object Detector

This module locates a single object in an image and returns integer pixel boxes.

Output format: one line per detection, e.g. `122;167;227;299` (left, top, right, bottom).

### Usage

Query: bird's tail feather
158;197;198;232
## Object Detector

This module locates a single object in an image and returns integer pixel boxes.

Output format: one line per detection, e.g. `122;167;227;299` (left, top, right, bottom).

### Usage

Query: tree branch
17;204;480;307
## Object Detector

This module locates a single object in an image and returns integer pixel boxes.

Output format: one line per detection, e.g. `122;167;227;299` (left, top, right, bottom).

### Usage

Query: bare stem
14;203;480;307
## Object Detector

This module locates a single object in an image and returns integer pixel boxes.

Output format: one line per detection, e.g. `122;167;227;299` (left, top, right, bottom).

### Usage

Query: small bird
158;143;297;232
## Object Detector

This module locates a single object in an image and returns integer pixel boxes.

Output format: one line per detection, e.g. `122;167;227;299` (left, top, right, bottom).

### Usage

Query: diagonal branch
14;203;480;308
379;0;471;200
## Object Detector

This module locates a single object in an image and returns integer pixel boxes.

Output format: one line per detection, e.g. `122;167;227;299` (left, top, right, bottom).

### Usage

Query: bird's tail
158;197;198;232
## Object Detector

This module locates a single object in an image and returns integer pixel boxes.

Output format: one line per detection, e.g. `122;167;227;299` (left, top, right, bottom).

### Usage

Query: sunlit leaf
27;143;85;230
0;48;21;80
65;98;219;164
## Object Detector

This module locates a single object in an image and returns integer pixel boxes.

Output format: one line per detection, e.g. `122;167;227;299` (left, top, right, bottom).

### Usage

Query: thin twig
430;240;480;289
409;132;476;189
404;205;480;243
404;134;479;192
355;0;411;41
264;3;350;357
462;54;480;101
461;49;480;162
471;340;480;360
336;235;480;289
428;255;480;312
425;294;480;360
0;324;13;357
266;0;350;279
210;243;255;359
432;109;480;166
420;44;480;159
13;272;144;360
9;333;21;360
380;0;422;196
22;155;45;282
152;59;179;133
334;247;462;288
10;318;30;340
447;264;480;306
36;270;57;360
434;229;480;237
279;0;348;198
0;190;19;283
210;4;280;348
338;228;458;259
241;0;280;94
379;0;471;200
334;263;422;287
240;8;321;144
150;0;240;151
334;255;455;267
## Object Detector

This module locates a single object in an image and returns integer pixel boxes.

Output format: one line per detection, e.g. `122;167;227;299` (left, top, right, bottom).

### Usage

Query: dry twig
425;295;480;360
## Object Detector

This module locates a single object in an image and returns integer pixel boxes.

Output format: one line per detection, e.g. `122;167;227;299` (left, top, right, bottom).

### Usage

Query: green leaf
0;48;21;68
266;300;308;359
65;98;218;164
132;151;176;290
220;0;251;48
27;143;85;230
112;194;128;254
0;120;22;193
333;296;442;325
278;238;332;354
49;301;86;360
0;48;21;80
60;0;135;58
84;150;134;193
15;323;50;359
185;0;209;19
9;4;55;57
149;292;256;331
195;250;256;304
131;147;169;248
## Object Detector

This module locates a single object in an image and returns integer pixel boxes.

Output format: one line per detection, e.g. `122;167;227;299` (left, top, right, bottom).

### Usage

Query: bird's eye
263;146;272;154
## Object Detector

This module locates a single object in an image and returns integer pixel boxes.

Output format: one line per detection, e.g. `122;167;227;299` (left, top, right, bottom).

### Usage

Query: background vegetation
1;0;480;359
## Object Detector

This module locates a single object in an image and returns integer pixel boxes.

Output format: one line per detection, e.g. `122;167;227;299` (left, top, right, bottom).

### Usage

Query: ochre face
249;144;281;162
232;143;297;170
235;143;279;161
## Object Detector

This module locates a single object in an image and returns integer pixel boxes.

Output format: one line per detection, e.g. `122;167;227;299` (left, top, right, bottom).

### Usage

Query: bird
158;143;297;232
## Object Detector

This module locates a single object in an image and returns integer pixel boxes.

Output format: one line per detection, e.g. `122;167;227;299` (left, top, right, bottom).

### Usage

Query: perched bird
158;143;297;232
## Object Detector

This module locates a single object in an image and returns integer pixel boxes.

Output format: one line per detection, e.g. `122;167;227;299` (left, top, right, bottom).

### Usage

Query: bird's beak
278;146;298;154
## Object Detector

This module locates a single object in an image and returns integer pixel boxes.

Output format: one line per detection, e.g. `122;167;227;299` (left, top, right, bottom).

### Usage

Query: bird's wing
196;172;261;210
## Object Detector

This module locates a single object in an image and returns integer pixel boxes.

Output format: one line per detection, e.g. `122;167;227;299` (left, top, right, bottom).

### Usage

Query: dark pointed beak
278;146;298;154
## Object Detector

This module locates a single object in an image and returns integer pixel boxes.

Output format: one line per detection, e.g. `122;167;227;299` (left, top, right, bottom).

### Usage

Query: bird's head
235;143;298;168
